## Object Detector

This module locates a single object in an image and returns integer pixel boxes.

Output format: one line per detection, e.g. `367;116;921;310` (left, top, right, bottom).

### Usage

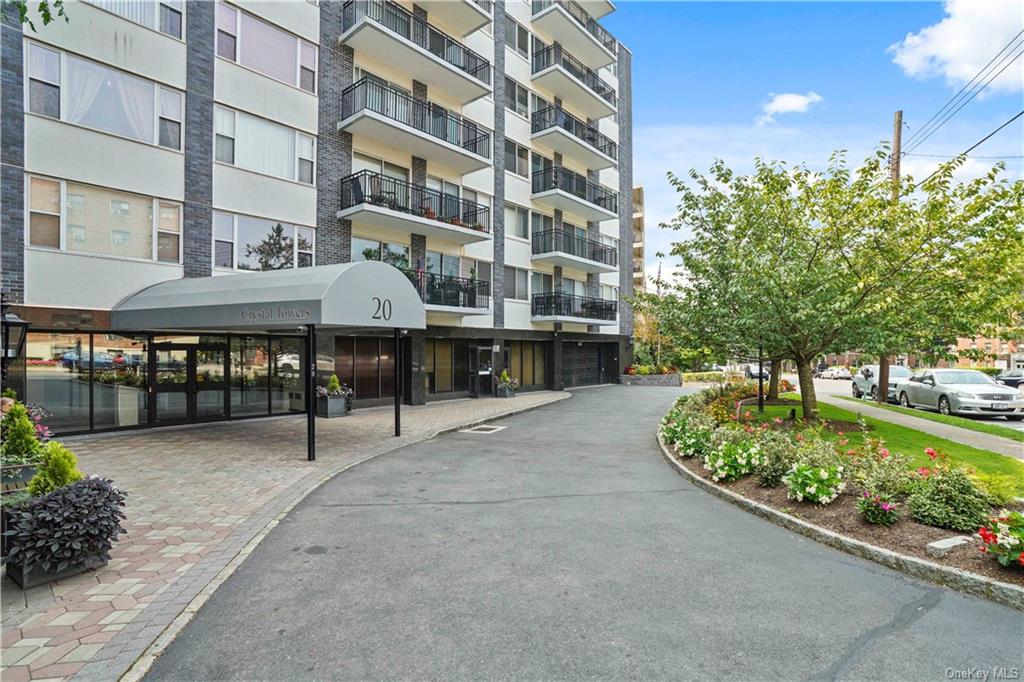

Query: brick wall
616;47;634;338
1;6;24;302
182;0;215;278
490;0;506;327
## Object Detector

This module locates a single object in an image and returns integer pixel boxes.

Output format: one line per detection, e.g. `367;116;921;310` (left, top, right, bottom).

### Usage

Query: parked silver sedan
895;369;1024;421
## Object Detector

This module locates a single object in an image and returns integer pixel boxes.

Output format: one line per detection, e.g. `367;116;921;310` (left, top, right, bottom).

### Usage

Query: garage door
562;343;601;387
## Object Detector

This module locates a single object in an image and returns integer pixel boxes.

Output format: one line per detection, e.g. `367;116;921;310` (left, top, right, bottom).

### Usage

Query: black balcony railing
532;105;617;160
532;44;616;108
472;0;492;13
531;0;616;55
340;170;491;232
531;292;617;321
341;79;492;159
342;0;491;85
532;229;617;266
402;268;490;309
532;167;618;214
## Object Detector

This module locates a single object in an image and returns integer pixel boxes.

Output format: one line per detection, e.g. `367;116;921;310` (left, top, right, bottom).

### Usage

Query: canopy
110;261;426;331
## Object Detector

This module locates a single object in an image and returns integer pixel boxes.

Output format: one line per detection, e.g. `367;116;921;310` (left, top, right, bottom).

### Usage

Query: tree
5;0;67;31
660;151;1023;419
245;223;294;270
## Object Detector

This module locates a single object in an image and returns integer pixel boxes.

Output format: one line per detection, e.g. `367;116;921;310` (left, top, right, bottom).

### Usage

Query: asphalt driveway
147;386;1023;681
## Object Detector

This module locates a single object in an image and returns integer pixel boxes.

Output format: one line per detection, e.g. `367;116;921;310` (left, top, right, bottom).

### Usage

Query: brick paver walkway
0;392;568;681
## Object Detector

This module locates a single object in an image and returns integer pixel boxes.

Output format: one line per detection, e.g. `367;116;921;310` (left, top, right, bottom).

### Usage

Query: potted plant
316;375;354;418
423;207;437;220
3;476;127;589
494;370;519;398
1;403;44;488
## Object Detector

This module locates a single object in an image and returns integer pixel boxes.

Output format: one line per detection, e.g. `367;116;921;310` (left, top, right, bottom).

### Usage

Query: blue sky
601;1;1024;280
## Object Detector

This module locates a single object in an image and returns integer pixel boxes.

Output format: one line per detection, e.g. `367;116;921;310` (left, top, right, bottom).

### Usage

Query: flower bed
659;384;1024;588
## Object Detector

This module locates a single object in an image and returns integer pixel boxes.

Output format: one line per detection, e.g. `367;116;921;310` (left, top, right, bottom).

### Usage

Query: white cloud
888;0;1024;94
756;91;823;126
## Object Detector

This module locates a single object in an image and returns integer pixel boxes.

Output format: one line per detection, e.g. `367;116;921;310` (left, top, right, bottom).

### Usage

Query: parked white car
852;364;912;402
895;369;1024;420
820;366;852;380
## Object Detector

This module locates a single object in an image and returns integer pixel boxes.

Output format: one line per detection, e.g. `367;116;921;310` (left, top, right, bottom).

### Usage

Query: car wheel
899;392;911;408
938;396;952;416
1006;415;1024;422
852;383;861;398
869;385;877;401
280;363;293;373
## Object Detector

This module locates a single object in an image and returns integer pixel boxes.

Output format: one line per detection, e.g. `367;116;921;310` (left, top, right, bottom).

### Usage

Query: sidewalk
0;392;568;681
816;395;1024;461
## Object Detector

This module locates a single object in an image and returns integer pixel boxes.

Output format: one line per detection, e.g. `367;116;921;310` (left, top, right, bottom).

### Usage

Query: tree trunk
795;359;818;421
767;357;782;399
876;353;890;405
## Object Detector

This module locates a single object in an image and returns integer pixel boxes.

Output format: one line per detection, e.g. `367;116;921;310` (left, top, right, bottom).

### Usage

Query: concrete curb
107;393;571;682
656;433;1024;612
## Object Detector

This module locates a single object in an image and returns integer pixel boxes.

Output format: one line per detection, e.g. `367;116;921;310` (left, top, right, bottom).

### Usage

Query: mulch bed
671;451;1024;588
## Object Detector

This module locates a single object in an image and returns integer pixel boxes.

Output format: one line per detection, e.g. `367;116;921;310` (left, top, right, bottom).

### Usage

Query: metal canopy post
307;324;316;461
394;328;401;437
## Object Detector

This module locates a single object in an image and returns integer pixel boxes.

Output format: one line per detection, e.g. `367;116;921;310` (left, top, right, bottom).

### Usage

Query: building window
27;174;182;263
530;271;553;294
504;266;528;301
600;284;618;301
425;251;461;277
352;237;409;269
27;43;60;119
504;139;529;177
505;14;530;59
530;92;550;114
216;3;318;93
561;277;586;296
504;77;529;117
26;45;185;150
531;211;553;235
212;211;315;271
504;203;529;239
214;106;315;185
85;0;183;39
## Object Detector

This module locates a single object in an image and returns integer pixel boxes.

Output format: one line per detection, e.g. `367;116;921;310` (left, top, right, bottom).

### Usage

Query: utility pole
876;110;902;405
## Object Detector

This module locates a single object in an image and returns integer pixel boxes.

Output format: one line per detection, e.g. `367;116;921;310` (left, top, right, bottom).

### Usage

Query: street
146;386;1022;681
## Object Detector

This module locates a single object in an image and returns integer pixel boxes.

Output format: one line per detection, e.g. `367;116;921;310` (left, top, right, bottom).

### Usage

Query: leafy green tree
660;151;1023;419
245;223;294;270
4;0;67;30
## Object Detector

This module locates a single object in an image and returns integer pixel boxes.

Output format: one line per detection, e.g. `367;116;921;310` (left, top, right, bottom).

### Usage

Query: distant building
632;186;645;293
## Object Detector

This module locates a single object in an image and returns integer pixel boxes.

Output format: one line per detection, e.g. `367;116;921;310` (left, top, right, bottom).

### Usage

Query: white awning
110;261;426;331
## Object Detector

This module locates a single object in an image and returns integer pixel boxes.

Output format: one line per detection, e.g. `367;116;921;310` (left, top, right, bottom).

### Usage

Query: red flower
978;527;998;545
880;448;889;459
924;447;937;460
979;546;987;553
1018;553;1024;567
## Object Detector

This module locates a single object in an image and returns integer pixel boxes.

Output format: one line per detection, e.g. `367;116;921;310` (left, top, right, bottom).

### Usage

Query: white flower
819;469;828;480
807;485;817;495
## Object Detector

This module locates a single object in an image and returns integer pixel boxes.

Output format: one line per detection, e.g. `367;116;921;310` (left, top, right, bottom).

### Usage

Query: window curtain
65;57;107;129
117;73;155;142
87;0;155;27
236;113;295;180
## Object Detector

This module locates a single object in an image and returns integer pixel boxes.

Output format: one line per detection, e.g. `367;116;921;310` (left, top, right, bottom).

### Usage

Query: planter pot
1;464;37;487
316;395;350;418
5;554;107;590
495;386;516;399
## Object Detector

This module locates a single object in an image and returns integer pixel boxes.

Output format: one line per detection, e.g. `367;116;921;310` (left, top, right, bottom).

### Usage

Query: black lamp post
1;293;30;384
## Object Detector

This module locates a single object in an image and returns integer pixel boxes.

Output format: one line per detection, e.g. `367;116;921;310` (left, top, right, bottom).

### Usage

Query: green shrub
970;472;1020;507
676;413;717;458
792;433;841;468
751;430;799;487
975;367;1000;376
325;374;342;392
857;492;900;526
849;440;915;498
2;387;16;399
0;403;42;466
680;371;725;382
704;428;758;482
783;462;846;504
27;442;85;497
907;467;991;532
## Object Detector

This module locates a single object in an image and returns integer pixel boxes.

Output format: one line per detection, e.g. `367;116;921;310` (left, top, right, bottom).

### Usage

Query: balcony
531;105;616;170
338;171;492;245
531;292;617;325
531;167;618;222
403;268;490;315
339;79;491;174
532;0;616;68
416;0;491;37
577;0;615;19
340;0;492;104
531;229;617;274
532;44;616;119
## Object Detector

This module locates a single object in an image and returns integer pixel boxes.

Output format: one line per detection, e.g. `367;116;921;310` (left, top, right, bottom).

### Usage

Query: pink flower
838;438;849;446
925;447;937;460
773;417;783;425
846;449;857;456
795;433;805;442
880;448;889;459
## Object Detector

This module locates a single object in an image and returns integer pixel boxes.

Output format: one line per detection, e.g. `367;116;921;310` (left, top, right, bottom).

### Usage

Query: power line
905;152;1024;159
902;29;1023;149
915;109;1024;187
903;43;1024;154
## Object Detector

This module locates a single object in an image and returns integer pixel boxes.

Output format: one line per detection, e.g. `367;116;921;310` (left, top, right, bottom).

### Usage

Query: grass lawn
739;395;1024;496
834;395;1024;443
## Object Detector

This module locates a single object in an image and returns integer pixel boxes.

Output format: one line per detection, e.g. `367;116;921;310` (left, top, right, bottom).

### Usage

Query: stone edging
72;393;571;682
656;433;1024;612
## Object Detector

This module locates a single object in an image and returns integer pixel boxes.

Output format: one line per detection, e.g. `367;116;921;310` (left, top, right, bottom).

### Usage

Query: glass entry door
150;343;228;424
470;347;493;398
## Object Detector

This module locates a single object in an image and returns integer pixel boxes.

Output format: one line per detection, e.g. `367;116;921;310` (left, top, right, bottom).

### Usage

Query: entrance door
150;344;228;425
469;347;493;397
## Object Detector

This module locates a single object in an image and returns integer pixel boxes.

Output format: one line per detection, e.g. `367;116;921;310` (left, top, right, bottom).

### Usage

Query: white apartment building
0;0;633;435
